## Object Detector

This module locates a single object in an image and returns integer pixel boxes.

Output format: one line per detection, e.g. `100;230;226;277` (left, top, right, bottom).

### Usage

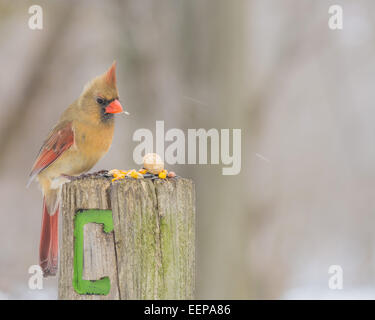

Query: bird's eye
96;97;105;105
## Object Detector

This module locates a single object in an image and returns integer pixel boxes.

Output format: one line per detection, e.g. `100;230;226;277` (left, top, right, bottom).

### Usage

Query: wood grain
58;176;195;300
58;177;119;300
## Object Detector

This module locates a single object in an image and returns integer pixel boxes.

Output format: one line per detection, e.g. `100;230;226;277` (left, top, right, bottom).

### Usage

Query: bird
28;62;125;277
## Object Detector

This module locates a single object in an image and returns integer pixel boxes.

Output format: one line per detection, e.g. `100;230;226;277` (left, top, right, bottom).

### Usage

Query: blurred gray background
1;0;375;299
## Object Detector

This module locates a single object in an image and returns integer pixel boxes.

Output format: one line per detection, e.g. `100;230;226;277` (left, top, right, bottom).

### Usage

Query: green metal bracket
73;209;113;295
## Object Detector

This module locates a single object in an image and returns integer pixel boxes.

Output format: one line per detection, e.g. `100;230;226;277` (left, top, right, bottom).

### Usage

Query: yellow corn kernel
158;171;167;179
130;171;138;179
126;170;143;179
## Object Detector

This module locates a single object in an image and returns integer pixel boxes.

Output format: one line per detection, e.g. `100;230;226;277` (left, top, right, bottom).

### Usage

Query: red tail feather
39;198;59;277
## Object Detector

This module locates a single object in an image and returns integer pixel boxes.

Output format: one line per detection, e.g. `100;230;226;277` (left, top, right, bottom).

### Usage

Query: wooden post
58;176;195;300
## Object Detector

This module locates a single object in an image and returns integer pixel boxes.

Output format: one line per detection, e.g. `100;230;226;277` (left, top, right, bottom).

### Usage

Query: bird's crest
105;61;117;86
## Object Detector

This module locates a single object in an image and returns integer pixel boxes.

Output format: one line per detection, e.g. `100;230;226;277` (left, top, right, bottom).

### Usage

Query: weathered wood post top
58;172;195;300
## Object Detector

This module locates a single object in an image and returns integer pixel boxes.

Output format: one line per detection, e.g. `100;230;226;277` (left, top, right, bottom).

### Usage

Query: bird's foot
61;171;111;181
61;174;78;181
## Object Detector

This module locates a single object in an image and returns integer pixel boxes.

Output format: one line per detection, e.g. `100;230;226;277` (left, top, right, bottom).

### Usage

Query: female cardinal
28;62;125;277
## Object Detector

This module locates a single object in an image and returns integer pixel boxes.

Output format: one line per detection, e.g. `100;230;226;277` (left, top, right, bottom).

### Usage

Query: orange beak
105;99;123;114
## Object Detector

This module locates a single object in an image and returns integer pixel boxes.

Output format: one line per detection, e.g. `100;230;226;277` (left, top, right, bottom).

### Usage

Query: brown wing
28;121;74;185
